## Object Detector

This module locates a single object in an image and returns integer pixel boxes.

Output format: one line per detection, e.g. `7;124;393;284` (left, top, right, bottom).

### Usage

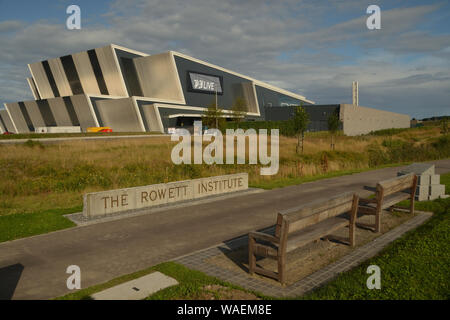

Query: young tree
440;116;449;135
202;100;225;130
231;97;247;124
327;112;341;150
292;106;309;154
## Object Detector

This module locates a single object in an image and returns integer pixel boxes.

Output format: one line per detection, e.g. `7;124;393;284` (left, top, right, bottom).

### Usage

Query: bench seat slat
360;192;410;211
286;216;349;252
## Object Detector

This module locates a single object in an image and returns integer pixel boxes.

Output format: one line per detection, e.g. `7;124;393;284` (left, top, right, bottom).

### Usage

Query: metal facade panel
27;77;40;100
0;110;16;133
5;103;30;133
138;103;164;132
95;98;144;132
29;62;54;99
23;101;46;128
72;51;101;95
0;115;4;133
134;53;185;103
241;82;259;114
95;46;128;97
70;94;98;130
47;97;74;126
48;58;73;97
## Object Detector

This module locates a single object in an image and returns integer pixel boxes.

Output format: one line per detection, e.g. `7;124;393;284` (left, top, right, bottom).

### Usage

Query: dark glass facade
42;60;60;97
36;100;57;126
60;55;84;95
87;49;109;95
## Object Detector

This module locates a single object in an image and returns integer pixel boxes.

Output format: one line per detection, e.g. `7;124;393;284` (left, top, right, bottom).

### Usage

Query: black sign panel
187;71;223;95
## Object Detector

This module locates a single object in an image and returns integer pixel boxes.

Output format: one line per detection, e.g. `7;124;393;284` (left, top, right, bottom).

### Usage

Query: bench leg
349;194;358;247
410;175;418;215
248;236;256;275
278;255;286;286
375;211;381;233
349;222;356;247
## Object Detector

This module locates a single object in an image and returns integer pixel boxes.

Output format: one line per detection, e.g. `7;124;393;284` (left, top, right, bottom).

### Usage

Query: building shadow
0;263;24;300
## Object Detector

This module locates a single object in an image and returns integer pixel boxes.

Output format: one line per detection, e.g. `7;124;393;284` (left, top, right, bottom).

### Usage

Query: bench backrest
275;192;358;238
376;173;417;197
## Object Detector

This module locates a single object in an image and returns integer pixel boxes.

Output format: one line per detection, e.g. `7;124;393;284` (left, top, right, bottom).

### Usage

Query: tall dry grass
0;127;448;216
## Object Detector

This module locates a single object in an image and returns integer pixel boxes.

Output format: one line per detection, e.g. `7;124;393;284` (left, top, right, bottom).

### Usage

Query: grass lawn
0;206;79;243
57;173;450;300
57;261;264;300
301;196;450;299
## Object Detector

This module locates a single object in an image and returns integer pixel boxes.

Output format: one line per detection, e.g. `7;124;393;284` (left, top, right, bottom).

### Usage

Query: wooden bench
357;173;418;233
248;192;359;285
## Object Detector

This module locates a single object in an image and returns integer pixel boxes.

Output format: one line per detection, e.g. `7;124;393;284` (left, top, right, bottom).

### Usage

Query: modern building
0;44;409;136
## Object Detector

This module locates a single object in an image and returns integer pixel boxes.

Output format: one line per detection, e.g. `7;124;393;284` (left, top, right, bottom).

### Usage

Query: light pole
215;86;218;129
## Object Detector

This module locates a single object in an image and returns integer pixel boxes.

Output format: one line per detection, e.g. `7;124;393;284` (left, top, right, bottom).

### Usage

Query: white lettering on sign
83;173;248;218
193;79;216;91
189;72;222;93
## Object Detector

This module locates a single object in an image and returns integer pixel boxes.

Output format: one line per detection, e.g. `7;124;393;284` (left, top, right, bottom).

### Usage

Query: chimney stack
352;81;359;106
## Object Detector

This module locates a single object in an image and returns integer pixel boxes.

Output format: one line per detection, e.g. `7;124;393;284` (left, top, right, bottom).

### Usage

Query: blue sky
0;0;449;119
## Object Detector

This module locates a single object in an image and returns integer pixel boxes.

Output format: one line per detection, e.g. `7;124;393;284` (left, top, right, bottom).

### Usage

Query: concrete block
193;173;248;199
415;185;429;196
415;193;429;202
417;175;430;186
430;174;440;185
429;184;445;200
83;173;248;218
91;272;178;300
398;163;434;176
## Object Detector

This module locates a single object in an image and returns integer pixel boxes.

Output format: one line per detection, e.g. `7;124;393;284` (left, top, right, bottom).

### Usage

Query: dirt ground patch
206;209;414;286
190;285;260;300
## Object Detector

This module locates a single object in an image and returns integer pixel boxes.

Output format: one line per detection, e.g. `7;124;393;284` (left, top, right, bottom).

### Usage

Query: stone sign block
416;185;429;196
83;173;248;218
429;184;445;201
417;175;430;186
430;174;440;185
398;163;435;176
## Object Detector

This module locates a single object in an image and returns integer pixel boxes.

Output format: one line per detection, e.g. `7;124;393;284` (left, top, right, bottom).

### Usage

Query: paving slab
91;272;178;300
175;211;433;298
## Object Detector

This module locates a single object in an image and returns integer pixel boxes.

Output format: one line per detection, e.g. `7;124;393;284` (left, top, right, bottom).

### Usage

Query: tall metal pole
215;87;218;129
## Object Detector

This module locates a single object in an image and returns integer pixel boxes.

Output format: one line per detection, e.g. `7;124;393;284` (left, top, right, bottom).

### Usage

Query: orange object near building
87;127;113;133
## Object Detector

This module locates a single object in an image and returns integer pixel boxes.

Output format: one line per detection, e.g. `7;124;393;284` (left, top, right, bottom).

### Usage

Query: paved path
0;160;449;299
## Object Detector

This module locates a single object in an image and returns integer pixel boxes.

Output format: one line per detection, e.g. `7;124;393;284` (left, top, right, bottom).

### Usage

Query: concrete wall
4;103;30;133
340;104;410;136
0;109;17;133
71;94;99;130
83;173;248;218
47;97;74;126
95;98;145;132
23;101;46;129
134;52;185;103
